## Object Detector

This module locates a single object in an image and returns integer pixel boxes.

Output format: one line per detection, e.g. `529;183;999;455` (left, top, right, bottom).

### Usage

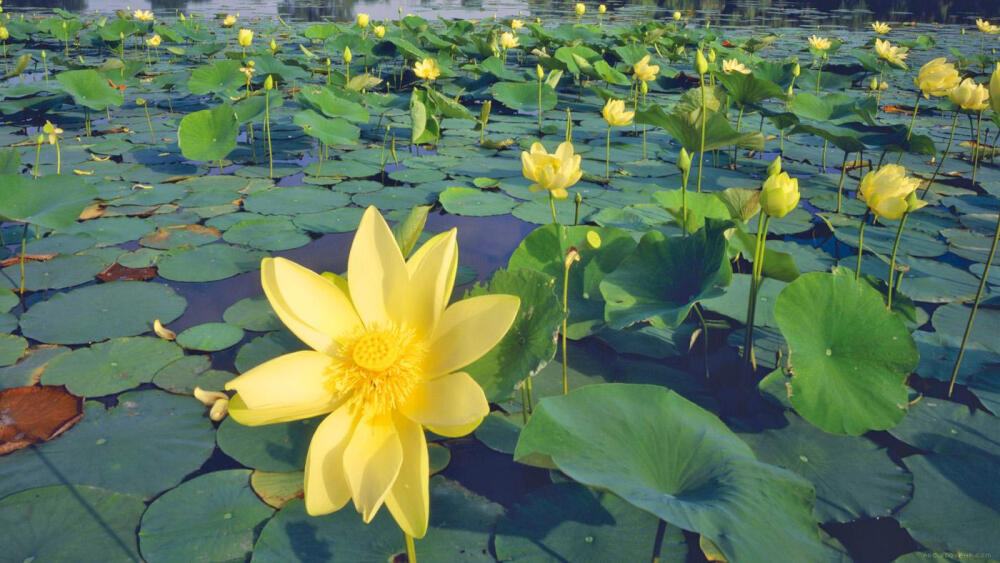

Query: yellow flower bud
598;4;606;14
500;31;519;49
990;62;1000;115
264;75;274;90
575;3;586;16
915;57;960;98
707;49;716;64
695;50;708;75
792;62;800;77
677;147;691;173
857;164;921;220
222;14;236;27
673;11;682;21
759;172;800;218
0;26;8;41
356;13;370;28
767;156;782;177
601;98;634;127
374;25;386;38
536;64;544;79
343;45;352;64
237;28;253;48
270;38;277;53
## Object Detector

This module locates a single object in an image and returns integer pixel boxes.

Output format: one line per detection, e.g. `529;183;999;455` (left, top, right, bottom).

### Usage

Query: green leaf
491;81;557;112
636;104;764;152
392;205;431;258
296;85;370;123
41;337;183;397
772;272;918;435
0;174;96;229
715;71;785;108
56;69;124;111
600;219;733;329
293;110;361;146
177;103;239;163
652;188;731;233
187;59;244;98
514;384;834;562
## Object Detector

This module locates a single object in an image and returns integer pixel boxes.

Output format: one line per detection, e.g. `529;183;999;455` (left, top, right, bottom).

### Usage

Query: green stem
697;73;706;193
948;204;1000;396
815;59;824;93
886;212;910;310
538;75;543;135
743;213;770;378
265;90;273;179
33;140;41;179
922;111;960;198
404;532;417;563
896;93;921;164
855;214;868;281
54;140;60;175
18;223;28;299
144;105;155;143
549;192;558;224
693;303;710;380
681;168;690;236
972;108;984;185
605;124;611;180
835;151;849;213
561;259;571;395
733;106;744;165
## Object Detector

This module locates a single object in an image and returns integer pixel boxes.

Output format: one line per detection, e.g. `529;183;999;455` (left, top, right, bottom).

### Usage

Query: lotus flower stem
404;532;418;563
641;89;648;160
692;303;710;380
561;255;572;395
605;124;611;180
538;72;543;135
742;213;771;378
921;111;960;198
886;211;910;310
549;192;558;224
33;136;42;179
895;93;921;164
835;151;849;213
18;223;28;298
265;89;274;179
972;108;985;185
821;140;828;171
574;193;582;226
697;73;707;193
143;104;155;144
733;106;744;165
948;205;1000;397
855;212;869;281
565;108;573;142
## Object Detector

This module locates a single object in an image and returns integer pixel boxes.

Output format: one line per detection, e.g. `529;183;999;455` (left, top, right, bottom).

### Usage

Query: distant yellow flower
222;14;237;27
602;98;634;127
500;31;519;49
633;54;659;82
871;21;891;34
344;46;352;64
948;77;990;111
237;28;253;48
598;4;606;14
857;164;921;220
575;3;586;16
760;172;800;218
146;34;161;47
521;141;583;200
225;207;518;539
374;25;386;38
414;58;440;81
694;49;708;75
132;9;153;21
0;27;9;41
42;120;62;145
721;58;751;75
356;13;370;28
511;18;524;30
270;38;278;53
874;38;907;67
914;57;960;98
673;11;682;21
976;18;1000;34
808;35;831;51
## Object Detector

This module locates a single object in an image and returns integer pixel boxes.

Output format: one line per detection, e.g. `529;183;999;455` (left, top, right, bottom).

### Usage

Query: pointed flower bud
695;49;708;75
767;156;782;177
677;147;691;173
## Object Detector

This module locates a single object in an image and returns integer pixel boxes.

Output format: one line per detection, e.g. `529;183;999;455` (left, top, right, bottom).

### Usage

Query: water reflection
4;0;1000;25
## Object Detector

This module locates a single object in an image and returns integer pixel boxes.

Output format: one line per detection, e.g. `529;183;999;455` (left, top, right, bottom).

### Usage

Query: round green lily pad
176;322;245;352
41;337;183;397
156;244;267;282
217;415;321;472
243;187;350;215
223;217;312;251
19;282;187;345
223;296;283;332
0;254;107;292
0;334;28;367
439;187;516;217
139;470;274;563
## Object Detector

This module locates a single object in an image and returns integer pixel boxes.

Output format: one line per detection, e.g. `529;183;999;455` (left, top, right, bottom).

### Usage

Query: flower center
327;324;426;416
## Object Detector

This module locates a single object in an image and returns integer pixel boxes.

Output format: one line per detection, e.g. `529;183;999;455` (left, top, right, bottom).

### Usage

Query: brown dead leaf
97;262;158;282
0;386;83;455
78;204;107;220
0;254;57;268
883;105;914;115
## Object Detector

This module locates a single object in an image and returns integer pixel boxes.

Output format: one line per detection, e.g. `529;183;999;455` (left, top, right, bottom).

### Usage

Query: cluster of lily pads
0;5;998;563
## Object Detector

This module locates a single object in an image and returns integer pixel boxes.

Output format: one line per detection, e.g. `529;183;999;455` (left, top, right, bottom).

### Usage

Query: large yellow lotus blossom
914;57;960;98
373;25;386;38
976;18;1000;34
413;58;440;81
632;54;659;82
949;78;990;111
500;31;519;49
721;58;751;75
989;63;1000;115
146;34;161;47
133;9;153;21
857;164;921;220
225;207;519;539
808;35;831;51
222;14;237;27
871;21;891;34
759;172;800;218
356;13;370;28
602;98;634;127
521;141;583;200
237;28;253;48
874;38;907;67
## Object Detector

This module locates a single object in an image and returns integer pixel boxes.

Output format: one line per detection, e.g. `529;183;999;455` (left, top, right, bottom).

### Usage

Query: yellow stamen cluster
327;324;427;416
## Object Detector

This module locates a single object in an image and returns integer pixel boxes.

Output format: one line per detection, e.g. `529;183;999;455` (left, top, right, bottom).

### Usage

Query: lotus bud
237;28;253;48
481;100;491;124
135;97;146;106
677;147;692;173
41;50;46;60
598;4;606;14
707;49;716;64
574;3;586;16
0;26;7;40
564;247;581;269
767;155;782;177
760;172;800;218
787;84;794;97
179;12;185;21
356;12;370;28
870;77;879;91
673;11;682;21
374;24;386;38
792;62;800;77
270;38;277;53
586;228;602;249
343;46;352;64
695;50;708;75
264;75;274;90
537;63;544;79
990;62;1000;116
640;80;648;95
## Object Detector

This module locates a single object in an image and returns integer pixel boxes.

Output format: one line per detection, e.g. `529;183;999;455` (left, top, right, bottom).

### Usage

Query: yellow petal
342;414;403;522
262;257;362;355
348;207;409;328
403;229;458;336
426;294;520;377
304;406;357;515
225;352;340;425
401;371;488;437
384;413;429;538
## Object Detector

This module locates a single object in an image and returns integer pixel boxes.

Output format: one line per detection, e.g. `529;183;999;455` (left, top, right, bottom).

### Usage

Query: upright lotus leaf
636;104;764;153
790;92;876;126
601;219;733;329
177;103;239;163
187;59;244;98
56;69;124;111
296;85;370;123
409;89;439;145
772;272;918;435
652;189;731;233
390;205;431;258
234;93;283;125
293;110;361;146
464;268;564;402
508;224;637;339
424;87;476;121
0;174;97;230
514;384;833;562
491;81;558;113
714;71;785;109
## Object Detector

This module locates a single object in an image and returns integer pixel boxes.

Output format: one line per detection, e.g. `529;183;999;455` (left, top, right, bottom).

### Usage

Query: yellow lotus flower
521;141;583;200
976;18;1000;34
807;35;831;51
575;3;586;16
374;25;386;38
0;27;9;41
500;31;519;49
344;45;352;64
871;21;891;34
511;18;524;30
356;13;370;28
413;58;440;81
132;9;153;21
760;172;800;218
598;4;606;14
673;11;682;21
874;38;907;67
949;77;990;111
989;62;1000;115
602;98;634;127
225;207;519;538
721;58;751;75
914;57;960;98
222;14;237;27
42;120;62;145
237;28;253;48
857;164;921;220
633;54;659;82
146;34;161;47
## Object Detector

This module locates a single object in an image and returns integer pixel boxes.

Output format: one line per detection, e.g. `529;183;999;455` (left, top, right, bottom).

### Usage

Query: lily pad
176;322;245;352
41;337;183;397
156;244;267;282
